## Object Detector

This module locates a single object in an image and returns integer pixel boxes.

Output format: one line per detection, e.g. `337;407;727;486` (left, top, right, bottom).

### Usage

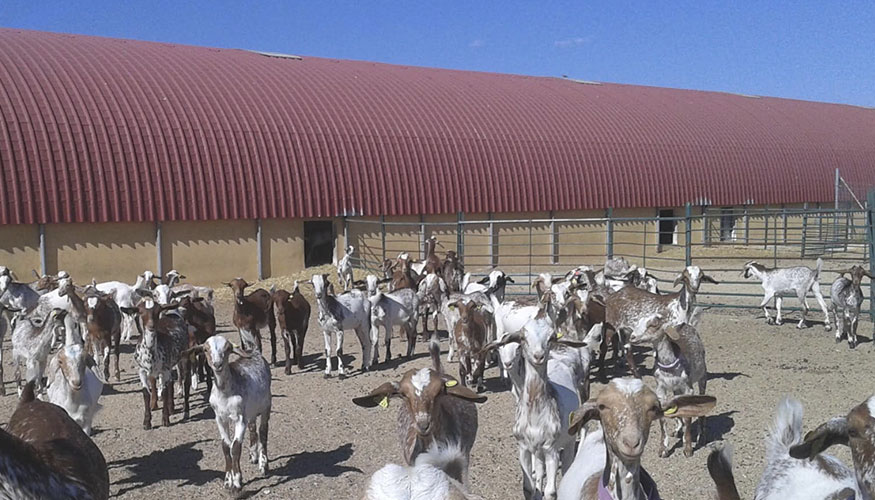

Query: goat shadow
254;443;362;493
109;439;221;496
660;410;737;458
707;371;748;382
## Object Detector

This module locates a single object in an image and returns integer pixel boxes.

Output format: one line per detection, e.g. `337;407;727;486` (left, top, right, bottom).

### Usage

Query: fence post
642;215;648;267
487;212;495;267
457;212;464;261
684;203;692;267
744;205;750;245
550;210;558;265
782;205;787;243
256;219;263;280
39;224;47;275
419;214;426;259
801;202;809;258
763;206;769;249
528;219;533;288
606;207;614;260
703;207;711;247
380;215;386;261
868;190;875;322
155;222;162;276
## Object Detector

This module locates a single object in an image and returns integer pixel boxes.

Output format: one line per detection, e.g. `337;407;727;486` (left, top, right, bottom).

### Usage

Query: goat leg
268;318;277;366
683;417;694;457
163;381;173;427
283;330;292;375
294;328;306;370
405;325;416;358
149;377;159;410
659;417;670;457
248;420;259;464
222;441;233;489
258;415;269;474
182;361;191;420
142;387;152;430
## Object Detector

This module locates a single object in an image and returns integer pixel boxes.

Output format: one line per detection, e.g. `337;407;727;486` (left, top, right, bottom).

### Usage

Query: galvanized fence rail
347;198;875;322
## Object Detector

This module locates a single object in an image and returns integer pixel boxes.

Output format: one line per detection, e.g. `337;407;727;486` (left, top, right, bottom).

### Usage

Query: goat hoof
849;342;857;350
284;367;291;376
824;325;833;332
339;373;347;380
775;320;783;326
143;422;152;430
183;411;190;421
684;449;693;458
659;449;670;458
323;373;331;379
835;337;842;344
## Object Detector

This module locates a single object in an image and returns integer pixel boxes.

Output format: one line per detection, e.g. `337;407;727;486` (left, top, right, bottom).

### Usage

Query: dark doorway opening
720;208;736;242
304;221;334;268
658;209;676;246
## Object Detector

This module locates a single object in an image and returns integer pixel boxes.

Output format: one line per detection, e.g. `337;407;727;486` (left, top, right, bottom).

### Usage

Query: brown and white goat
830;265;872;348
390;256;419;291
273;282;311;374
448;300;488;392
82;284;122;382
604;266;717;378
559;378;715;500
353;339;487;485
423;236;443;274
177;295;217;395
226;278;277;363
0;381;110;499
441;250;465;293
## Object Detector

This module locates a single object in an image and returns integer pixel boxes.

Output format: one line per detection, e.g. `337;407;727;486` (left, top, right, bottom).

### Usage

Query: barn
1;28;874;284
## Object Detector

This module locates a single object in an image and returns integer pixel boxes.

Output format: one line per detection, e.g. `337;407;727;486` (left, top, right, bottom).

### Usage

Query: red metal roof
1;28;874;225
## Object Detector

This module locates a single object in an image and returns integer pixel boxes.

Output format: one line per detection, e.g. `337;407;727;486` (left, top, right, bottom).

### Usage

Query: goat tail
416;443;467;485
766;396;804;461
430;335;443;376
707;444;742;500
815;257;824;280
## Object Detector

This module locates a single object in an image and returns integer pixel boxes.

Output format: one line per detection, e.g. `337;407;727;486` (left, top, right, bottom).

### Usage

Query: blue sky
3;1;874;106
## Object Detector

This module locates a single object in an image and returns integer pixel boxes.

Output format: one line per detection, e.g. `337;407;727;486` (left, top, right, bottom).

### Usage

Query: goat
442;250;465;293
448;300;489;392
0;273;41;313
462;269;515;303
707;396;861;500
134;296;191;429
418;272;448;341
829;265;872;348
81;284;122;382
423;236;443;274
177;295;217;395
190;335;271;492
362;446;484;500
226;278;277;364
559;378;716;500
353;338;487;485
12;305;66;394
369;286;420;362
742;258;831;330
483;308;589;500
162;269;186;287
338;245;355;290
381;258;396;280
390;256;419;292
95;272;153;342
440;290;495;364
604;266;717;378
628;308;709;457
0;381;109;499
45;315;104;436
310;273;373;378
273;281;311;374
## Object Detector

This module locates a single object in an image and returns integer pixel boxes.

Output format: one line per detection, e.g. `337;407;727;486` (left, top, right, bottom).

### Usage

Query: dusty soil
1;265;872;499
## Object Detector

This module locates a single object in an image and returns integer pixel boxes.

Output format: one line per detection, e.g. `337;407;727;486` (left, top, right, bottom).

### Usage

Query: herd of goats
0;233;872;500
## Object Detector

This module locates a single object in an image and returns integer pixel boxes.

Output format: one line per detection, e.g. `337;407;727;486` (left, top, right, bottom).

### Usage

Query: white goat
418;272;448;339
338;245;355;290
200;335;272;492
462;269;515;303
742;258;831;329
707;397;860;500
484;309;588;500
310;273;373;378
96;272;152;342
362;446;484;500
369;286;420;362
12;305;66;394
45;318;104;435
829;265;871;348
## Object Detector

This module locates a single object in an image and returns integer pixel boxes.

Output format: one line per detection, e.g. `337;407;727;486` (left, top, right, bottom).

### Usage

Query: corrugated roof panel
1;28;874;224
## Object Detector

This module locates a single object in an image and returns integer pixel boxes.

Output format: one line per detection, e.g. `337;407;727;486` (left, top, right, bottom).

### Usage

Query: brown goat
1;381;110;499
423;236;442;274
82;285;122;382
226;278;277;364
390;258;418;291
448;301;488;392
177;295;217;397
273;282;311;374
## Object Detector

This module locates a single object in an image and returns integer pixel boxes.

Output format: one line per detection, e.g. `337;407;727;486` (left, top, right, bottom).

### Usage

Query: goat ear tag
445;380;458;388
664;405;678;416
378;396;389;408
556;332;563;339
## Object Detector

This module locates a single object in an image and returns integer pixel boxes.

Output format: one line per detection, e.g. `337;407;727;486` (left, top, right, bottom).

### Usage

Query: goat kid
369;286;420;362
447;301;488;392
226;278;277;364
742;258;831;330
829;265;872;348
338;245;355;291
310;274;373;378
273;282;311;374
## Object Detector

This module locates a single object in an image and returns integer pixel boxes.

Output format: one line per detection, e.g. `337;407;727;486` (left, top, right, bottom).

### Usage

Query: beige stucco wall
262;219;305;278
162;220;258;285
47;222;156;282
0;224;41;279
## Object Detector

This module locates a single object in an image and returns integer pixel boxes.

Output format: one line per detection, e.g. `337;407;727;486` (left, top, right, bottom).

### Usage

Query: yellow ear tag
664;406;678;416
445;380;458;388
556;332;563;339
378;396;389;408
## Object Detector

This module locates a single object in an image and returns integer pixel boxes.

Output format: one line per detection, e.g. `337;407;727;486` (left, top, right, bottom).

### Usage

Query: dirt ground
1;266;873;499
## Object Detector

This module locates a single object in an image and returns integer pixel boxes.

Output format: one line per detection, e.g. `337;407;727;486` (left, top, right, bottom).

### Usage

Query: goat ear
231;345;251;359
661;395;717;419
568;401;600;435
701;274;719;285
180;345;205;359
31;269;40;280
672;273;685;287
505;276;515;283
446;383;488;403
789;417;850;460
665;325;682;341
480;332;522;355
352;381;400;408
476;276;489;285
554;338;589;348
171;290;192;299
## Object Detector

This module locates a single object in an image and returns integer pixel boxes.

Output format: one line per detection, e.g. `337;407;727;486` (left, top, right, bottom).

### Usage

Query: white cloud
554;36;591;48
469;39;485;48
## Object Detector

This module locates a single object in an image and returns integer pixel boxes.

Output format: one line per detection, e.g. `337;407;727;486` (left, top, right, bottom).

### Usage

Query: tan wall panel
262;219;304;277
554;209;607;266
0;224;40;278
163;220;257;285
47;222;156;282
